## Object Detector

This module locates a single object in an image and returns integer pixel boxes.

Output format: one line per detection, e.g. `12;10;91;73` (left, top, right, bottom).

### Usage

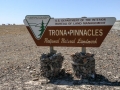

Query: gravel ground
0;25;120;90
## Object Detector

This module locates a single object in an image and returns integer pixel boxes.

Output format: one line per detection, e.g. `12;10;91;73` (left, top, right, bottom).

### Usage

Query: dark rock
71;52;95;79
32;78;39;81
40;52;64;78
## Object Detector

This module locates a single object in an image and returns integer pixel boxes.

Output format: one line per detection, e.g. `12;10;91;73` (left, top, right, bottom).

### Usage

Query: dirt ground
0;25;120;90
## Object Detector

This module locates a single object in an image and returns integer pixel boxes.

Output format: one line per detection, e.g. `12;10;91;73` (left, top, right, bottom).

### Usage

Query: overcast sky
0;0;120;24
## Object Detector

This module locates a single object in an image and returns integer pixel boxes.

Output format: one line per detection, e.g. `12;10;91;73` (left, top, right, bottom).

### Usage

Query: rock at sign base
40;52;64;78
71;52;95;79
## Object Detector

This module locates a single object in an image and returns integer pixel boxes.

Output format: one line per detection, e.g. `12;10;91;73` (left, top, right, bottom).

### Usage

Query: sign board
23;15;116;47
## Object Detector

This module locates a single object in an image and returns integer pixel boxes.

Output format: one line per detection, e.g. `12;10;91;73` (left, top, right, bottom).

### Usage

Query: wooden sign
23;15;116;47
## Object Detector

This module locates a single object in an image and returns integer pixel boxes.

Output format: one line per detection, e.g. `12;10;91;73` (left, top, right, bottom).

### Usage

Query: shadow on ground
48;73;120;86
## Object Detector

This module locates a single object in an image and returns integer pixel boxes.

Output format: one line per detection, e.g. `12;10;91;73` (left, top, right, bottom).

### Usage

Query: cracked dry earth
0;25;120;90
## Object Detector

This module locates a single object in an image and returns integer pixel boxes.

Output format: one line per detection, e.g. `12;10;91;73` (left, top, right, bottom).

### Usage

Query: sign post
50;46;54;53
81;17;87;53
82;47;86;53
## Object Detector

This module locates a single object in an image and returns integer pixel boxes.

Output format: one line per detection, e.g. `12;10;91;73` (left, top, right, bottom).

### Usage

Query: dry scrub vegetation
0;25;120;90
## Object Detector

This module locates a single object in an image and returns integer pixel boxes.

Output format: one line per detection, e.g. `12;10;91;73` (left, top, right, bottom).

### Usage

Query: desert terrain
0;25;120;90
